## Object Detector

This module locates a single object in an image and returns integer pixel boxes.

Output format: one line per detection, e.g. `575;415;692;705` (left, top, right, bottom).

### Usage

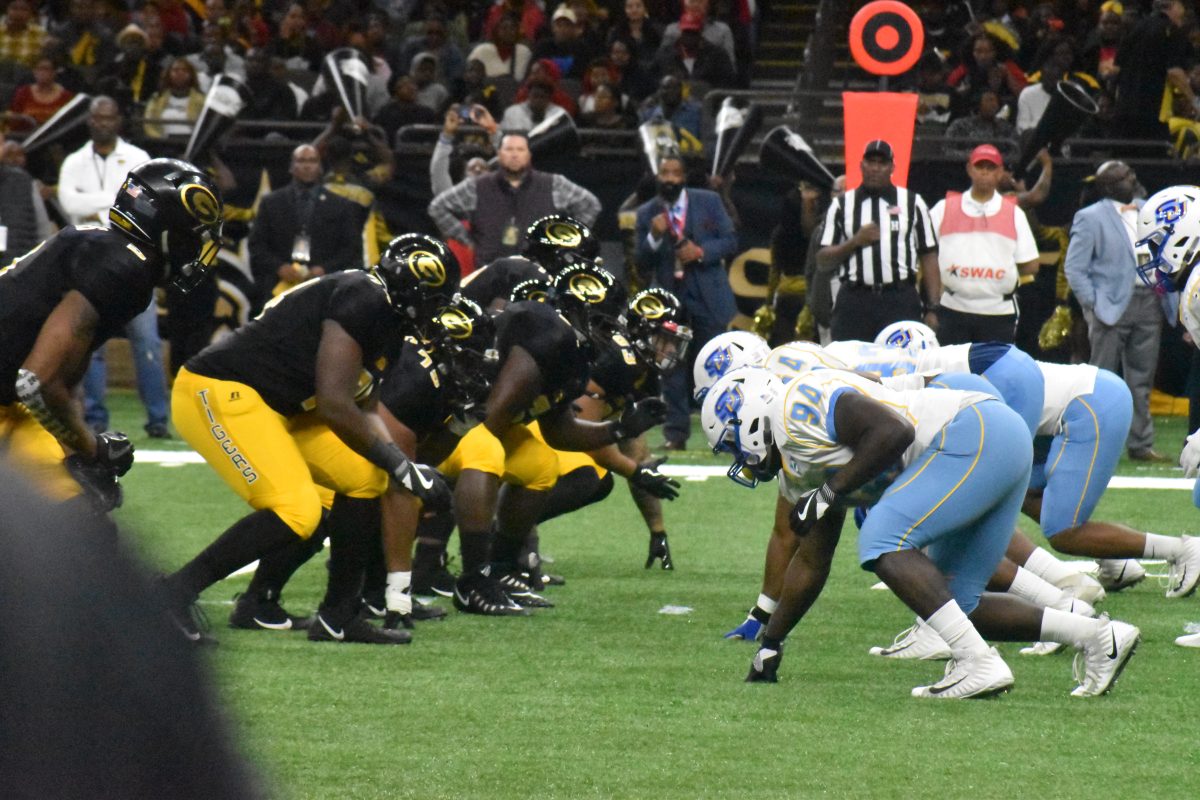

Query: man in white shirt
928;143;1040;345
58;96;167;438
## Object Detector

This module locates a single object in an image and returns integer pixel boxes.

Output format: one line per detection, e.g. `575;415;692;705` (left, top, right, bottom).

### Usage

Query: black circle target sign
849;1;924;76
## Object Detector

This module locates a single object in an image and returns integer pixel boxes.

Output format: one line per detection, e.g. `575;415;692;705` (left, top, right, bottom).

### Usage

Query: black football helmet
375;233;462;334
509;277;554;304
621;288;693;372
550;260;627;345
108;158;224;293
426;294;498;424
522;214;599;274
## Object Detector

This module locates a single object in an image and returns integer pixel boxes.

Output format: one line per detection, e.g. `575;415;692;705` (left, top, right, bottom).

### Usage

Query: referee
816;140;941;342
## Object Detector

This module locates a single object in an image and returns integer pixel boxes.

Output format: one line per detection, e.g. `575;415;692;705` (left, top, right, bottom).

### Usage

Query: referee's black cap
862;139;894;161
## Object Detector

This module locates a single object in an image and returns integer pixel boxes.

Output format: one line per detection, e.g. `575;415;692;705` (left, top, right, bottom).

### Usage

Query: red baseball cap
968;143;1004;167
679;11;705;31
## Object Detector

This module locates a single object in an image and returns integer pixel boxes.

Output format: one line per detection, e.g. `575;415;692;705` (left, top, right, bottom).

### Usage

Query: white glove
386;571;413;616
1181;430;1200;478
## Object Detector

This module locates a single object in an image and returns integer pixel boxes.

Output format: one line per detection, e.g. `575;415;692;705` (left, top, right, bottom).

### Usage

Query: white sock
1040;608;1102;649
386;571;413;614
1009;566;1068;609
1144;533;1183;561
924;600;989;660
1023;546;1075;584
386;571;412;592
756;593;779;614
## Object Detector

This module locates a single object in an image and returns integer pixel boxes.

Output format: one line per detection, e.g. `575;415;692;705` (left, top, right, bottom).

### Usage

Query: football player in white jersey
702;366;1139;697
691;330;772;402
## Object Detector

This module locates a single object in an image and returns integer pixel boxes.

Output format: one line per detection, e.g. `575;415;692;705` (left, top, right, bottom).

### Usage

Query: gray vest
471;170;557;264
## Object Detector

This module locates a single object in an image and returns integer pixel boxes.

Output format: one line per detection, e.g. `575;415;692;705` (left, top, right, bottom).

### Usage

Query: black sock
246;523;326;598
458;528;492;576
538;467;613;523
490;526;524;574
320;495;381;623
174;509;298;600
518;529;541;570
413;506;455;574
362;526;386;604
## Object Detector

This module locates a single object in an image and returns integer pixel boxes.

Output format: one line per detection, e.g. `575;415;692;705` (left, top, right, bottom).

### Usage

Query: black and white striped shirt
819;185;937;286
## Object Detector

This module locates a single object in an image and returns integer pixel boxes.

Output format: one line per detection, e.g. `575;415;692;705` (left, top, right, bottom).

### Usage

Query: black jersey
0;225;163;404
187;270;399;416
459;256;548;307
494;300;589;420
588;333;657;418
379;341;449;440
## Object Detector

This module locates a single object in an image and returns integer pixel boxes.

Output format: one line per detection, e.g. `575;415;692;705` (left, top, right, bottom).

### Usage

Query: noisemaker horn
711;98;763;178
527;112;579;160
184;73;251;162
322;47;370;120
638;117;680;174
20;93;91;155
1017;79;1098;176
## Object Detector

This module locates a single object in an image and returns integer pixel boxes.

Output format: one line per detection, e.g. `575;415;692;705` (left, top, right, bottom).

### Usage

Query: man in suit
1064;161;1166;461
249;144;364;309
635;153;738;449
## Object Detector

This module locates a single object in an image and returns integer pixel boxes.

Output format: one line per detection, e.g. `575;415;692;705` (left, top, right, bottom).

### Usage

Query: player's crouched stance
702;367;1139;698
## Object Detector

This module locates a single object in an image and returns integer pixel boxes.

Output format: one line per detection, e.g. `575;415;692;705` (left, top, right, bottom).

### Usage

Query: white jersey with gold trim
822;340;923;378
1036;361;1098;436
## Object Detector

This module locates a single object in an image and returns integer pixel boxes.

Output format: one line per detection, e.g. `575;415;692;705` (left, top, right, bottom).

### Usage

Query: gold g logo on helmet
546;222;582;247
179;183;221;226
568;273;607;304
633;293;668;319
437;307;474;339
407;250;447;287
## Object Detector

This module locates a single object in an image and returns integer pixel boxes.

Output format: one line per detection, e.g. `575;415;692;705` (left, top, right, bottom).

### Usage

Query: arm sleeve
426;178;476;243
430;138;455;197
552;174;601;227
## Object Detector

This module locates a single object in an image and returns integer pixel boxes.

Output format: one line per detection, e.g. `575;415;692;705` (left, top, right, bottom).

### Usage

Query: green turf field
107;391;1200;799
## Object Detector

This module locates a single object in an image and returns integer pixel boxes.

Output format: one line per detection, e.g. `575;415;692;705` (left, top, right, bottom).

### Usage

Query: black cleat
413;552;457;597
452;575;530;616
307;611;412;644
497;571;554;608
746;646;781;683
229;590;311;631
411;596;448;620
646;532;674;570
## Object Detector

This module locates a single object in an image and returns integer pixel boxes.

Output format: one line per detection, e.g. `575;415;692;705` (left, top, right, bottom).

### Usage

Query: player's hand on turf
612;397;667;441
1182;429;1200;478
630;457;680;500
724;614;764;641
645;532;674;570
789;483;840;536
65;454;124;512
94;430;134;476
745;644;781;682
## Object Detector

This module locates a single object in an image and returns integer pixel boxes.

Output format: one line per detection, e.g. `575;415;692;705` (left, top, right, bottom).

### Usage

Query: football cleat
452;575;530;616
496;571;554;608
1052;570;1106;605
413;552;457;598
228;590;311;631
1095;558;1146;592
869;619;951;660
646;532;674;570
1175;630;1200;647
1020;597;1095;656
1165;535;1200;598
1070;616;1139;697
745;645;781;683
307;611;412;644
384;597;448;629
158;577;218;646
724;614;764;642
911;647;1013;699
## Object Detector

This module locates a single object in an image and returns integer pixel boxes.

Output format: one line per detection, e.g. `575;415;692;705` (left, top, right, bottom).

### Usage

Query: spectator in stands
50;0;116;83
500;78;571;131
913;51;951;126
190;33;246;93
1113;0;1192;142
567;0;608;53
659;0;736;67
947;31;1026;121
95;24;159;114
482;0;545;45
640;73;703;152
1064;160;1166;462
150;0;196;43
468;12;532;80
142;56;205;139
0;0;47;68
654;10;735;89
609;35;655;101
946;89;1017;158
249;143;365;307
268;1;322;72
241;47;299;127
513;58;578;115
1081;4;1124;89
223;0;271;51
1015;37;1083;142
0;128;52;243
579;58;624;114
139;7;187;65
532;5;595;81
397;15;463;83
608;0;662;67
0;127;44;265
634;151;738;450
579;83;634;129
427;130;600;264
430;104;496;196
374;73;439;145
410;52;450;112
447;58;505;118
7;55;75;129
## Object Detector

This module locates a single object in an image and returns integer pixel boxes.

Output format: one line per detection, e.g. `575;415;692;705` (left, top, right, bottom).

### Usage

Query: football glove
1182;429;1200;478
94;431;134;476
630;457;680;500
789;483;841;536
854;505;869;530
392;460;453;514
745;643;782;683
65;454;124;512
611;397;667;441
645;531;674;570
724;604;771;641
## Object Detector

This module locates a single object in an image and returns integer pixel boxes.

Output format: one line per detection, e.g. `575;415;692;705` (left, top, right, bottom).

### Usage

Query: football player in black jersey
522;214;599;274
0;158;221;509
160;235;459;645
458;254;549;312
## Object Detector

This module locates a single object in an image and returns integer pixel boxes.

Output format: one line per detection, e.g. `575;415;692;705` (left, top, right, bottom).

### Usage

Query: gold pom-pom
1038;304;1073;351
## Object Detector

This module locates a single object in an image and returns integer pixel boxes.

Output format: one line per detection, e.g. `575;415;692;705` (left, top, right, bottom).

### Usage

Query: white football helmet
763;341;849;381
692;331;771;401
874;320;939;350
700;366;782;488
1136;185;1200;291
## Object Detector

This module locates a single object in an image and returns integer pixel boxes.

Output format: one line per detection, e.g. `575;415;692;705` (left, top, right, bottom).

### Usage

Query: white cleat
1165;535;1200;599
1054;571;1106;605
911;647;1014;699
1020;641;1064;656
1175;631;1200;647
868;619;951;660
1070;616;1140;697
1096;558;1147;592
1021;597;1096;656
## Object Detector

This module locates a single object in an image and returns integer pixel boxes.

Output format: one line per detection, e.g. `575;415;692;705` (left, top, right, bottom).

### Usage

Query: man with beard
427;131;600;265
634;153;737;450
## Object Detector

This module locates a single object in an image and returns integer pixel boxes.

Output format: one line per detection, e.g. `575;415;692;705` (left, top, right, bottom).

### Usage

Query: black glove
789;483;841;537
392;460;453;514
645;532;674;570
629;457;680;500
94;431;134;476
611;397;667;441
65;454;124;512
745;642;782;683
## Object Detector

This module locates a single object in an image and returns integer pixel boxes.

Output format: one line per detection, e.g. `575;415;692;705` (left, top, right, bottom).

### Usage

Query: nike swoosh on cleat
927;675;967;695
254;617;293;631
319;617;345;641
1107;630;1118;660
184;630;201;642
